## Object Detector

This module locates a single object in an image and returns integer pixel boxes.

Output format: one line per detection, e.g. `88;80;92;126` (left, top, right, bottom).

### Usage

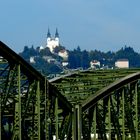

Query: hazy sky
1;0;140;53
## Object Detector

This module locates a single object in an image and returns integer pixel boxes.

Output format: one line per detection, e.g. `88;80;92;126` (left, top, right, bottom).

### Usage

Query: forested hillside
19;45;140;76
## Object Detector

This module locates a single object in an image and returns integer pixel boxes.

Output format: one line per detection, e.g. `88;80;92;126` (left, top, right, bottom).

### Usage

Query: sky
1;0;140;53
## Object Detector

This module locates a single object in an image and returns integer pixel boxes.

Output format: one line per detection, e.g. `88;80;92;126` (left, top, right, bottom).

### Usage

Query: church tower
47;28;51;42
55;28;59;38
54;28;59;46
46;28;60;53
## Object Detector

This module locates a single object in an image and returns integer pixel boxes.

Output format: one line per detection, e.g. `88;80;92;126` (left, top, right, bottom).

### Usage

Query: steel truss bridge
0;41;140;140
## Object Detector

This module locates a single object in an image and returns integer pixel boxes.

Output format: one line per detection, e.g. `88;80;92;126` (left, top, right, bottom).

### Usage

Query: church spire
55;28;59;38
47;28;51;38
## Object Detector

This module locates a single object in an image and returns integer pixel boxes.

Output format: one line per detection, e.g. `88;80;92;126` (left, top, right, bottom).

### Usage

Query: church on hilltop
46;28;60;53
45;28;68;61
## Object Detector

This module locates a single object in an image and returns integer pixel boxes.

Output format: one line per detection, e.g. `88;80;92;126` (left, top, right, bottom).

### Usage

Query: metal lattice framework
1;40;140;140
0;41;72;140
51;69;140;140
50;69;140;105
82;72;140;140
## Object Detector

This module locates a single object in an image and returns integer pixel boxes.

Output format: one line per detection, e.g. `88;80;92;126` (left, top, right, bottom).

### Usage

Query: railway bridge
0;41;140;140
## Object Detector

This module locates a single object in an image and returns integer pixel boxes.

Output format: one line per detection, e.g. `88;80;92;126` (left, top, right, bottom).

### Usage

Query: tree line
19;45;140;75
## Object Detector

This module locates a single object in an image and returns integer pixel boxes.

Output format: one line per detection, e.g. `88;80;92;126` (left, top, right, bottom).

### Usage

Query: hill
19;45;140;76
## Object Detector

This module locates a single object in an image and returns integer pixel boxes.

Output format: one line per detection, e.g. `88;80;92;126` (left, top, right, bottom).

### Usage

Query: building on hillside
90;60;100;69
58;49;68;60
115;59;129;68
46;28;59;53
39;45;44;51
62;61;69;67
43;56;56;63
30;57;35;64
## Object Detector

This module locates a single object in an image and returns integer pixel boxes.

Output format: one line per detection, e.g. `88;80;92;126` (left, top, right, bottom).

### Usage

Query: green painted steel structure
82;72;140;139
51;68;140;139
1;41;140;139
0;41;72;140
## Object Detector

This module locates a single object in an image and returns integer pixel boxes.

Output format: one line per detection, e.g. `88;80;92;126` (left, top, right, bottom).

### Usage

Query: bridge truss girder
51;70;140;140
0;41;73;140
82;72;140;140
2;40;140;140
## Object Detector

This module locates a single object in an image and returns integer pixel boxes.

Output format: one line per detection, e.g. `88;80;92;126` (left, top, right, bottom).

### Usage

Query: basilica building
46;28;59;53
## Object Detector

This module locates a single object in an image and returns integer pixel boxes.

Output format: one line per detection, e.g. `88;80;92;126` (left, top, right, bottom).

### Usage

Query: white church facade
46;28;59;53
46;28;68;60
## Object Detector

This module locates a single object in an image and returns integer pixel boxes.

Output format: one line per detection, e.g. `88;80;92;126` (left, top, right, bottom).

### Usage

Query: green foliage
53;45;65;53
19;45;140;75
32;56;62;75
114;46;140;67
19;45;38;59
39;47;51;56
68;45;140;69
19;45;62;75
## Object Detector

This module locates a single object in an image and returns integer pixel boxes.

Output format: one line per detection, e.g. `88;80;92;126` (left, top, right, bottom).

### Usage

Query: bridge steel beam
50;69;140;139
2;40;140;139
0;41;73;139
12;65;21;140
82;72;140;140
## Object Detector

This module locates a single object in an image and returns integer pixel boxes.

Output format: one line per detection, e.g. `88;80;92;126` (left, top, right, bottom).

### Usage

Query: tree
81;50;89;69
53;45;65;53
40;47;52;56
